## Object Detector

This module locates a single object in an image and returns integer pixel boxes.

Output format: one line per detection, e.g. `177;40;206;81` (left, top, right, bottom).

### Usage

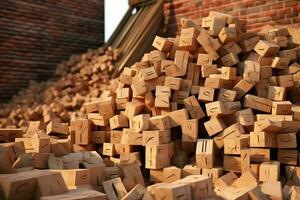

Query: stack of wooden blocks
1;11;300;200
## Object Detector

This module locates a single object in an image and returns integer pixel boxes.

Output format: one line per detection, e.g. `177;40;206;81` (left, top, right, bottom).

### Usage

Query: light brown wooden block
152;36;174;52
201;64;219;78
163;166;182;183
204;117;226;137
196;139;215;169
197;30;220;60
173;50;190;76
223;155;241;173
202;167;223;183
243;60;260;82
215;171;238;190
197;53;213;66
240;149;251;174
122;184;146;200
178;27;200;52
175;175;212;199
152;182;192;200
46;121;69;136
109;114;129;130
244;94;273;113
121;129;143;146
219;26;237;43
164;77;182;91
150;169;164;183
261;181;283;200
103;177;128;200
205;101;226;117
182;165;201;177
202;16;225;36
272;101;292;115
167;109;189;128
149;115;171;130
87;113;109;126
155;86;171;98
74;119;91;145
220;67;237;80
183;95;205;119
240;36;260;52
172;91;189;104
250;131;277;148
214;122;245;149
234;108;254;126
198;87;215;102
256;114;293;121
143;130;171;146
250;148;270;162
254;40;280;57
224;135;249;155
181;119;198;142
221;52;239;66
139;67;158;81
154;94;170;108
232;79;255;100
254;118;282;132
124;102;144;118
268;86;287;101
259;161;280;182
103;143;117;157
129;114;150;132
145;143;172;169
277;133;297;149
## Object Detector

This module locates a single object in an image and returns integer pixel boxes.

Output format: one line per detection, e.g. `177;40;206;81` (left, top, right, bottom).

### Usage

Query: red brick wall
0;0;104;102
164;0;300;36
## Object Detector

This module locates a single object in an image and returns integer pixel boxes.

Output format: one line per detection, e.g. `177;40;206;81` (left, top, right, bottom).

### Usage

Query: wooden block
122;184;146;200
131;80;148;96
121;129;143;146
272;101;292;115
278;149;298;165
149;115;171;130
198;87;215;102
87;113;109;126
164;77;182;91
292;105;300;120
277;74;294;88
181;119;198;142
239;36;260;52
202;167;223;183
271;57;290;69
196;139;215;169
103;143;117;157
221;53;239;66
261;181;283;200
205;101;226;117
232;79;255;100
250;148;270;162
152;36;173;52
215;171;238;190
259;161;280;182
244;94;273;113
41;188;107;200
139;67;158;81
178;27;200;52
152;182;192;200
129;114;150;132
214;122;245;149
109;114;129;130
197;53;213;66
243;60;260;82
223;101;241;115
204;117;226;137
250;131;277;148
150;169;164;183
248;185;269;200
173;50;190;76
279;48;297;61
183;96;205;119
256;114;293;121
167;109;189;128
223;155;241;173
161;60;180;76
124;102;144;118
234;108;254;126
172;91;189;104
142;130;171;146
32;137;50;153
163;166;182;183
46;121;69;136
24;121;45;138
145;143;172;169
268;86;286;101
155;86;171;98
0;129;23;143
202;16;225;36
182;165;201;177
91;131;106;144
175;175;212;199
197;30;220;60
103;177;128;200
254;40;280;57
224;135;249;155
240;148;251;173
74;119;91;145
201;64;219;78
219;26;237;43
56;169;89;187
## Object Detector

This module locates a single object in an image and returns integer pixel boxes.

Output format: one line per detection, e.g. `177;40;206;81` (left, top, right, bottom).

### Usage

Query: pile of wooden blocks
0;47;121;129
1;11;300;199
